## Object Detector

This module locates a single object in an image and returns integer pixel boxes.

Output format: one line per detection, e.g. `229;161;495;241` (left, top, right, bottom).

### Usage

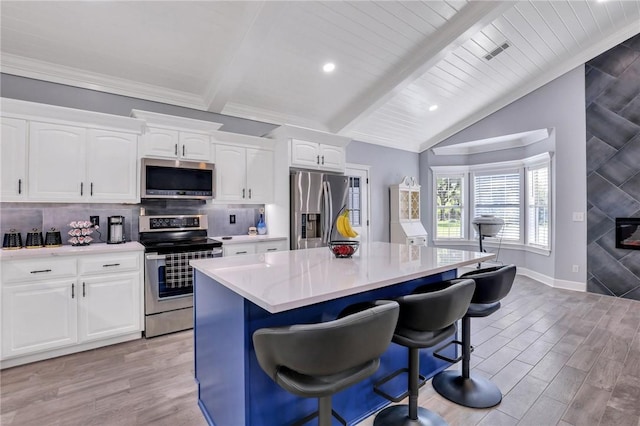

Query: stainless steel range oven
139;214;222;337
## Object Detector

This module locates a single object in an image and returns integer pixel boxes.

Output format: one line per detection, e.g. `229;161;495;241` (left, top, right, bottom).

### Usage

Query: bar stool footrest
292;409;347;426
373;368;427;403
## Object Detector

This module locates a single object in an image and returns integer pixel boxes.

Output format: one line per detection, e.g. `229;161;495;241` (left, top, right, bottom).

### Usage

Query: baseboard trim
458;264;586;293
517;267;586;292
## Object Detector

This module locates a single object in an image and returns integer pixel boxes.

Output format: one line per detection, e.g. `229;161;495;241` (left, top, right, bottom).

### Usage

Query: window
431;152;552;252
473;171;521;242
527;164;549;248
435;175;464;239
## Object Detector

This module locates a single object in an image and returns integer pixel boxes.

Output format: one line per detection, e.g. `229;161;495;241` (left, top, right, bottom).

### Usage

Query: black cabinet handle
175;144;178;156
72;283;75;299
316;155;320;164
236;251;247;254
18;179;22;194
90;182;93;196
182;145;185;157
242;188;245;198
83;282;86;297
267;248;278;251
80;182;83;196
248;189;252;199
322;155;325;165
102;263;121;267
30;269;52;274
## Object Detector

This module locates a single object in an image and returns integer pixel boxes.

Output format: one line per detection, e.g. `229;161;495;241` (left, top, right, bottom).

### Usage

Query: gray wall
346;141;419;243
0;74;277;136
422;66;588;283
585;35;640;300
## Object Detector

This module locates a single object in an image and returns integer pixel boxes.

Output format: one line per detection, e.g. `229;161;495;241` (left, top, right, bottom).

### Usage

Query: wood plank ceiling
1;1;639;152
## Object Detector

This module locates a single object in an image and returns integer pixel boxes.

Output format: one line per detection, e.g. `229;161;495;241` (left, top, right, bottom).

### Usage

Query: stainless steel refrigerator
290;171;349;250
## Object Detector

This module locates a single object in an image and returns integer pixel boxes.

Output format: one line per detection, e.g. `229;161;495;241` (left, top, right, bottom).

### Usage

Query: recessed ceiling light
429;105;438;112
323;62;336;73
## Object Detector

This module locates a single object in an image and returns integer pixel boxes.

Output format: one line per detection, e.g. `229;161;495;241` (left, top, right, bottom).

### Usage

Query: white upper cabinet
1;117;28;201
179;132;211;161
86;129;138;202
214;144;274;203
132;110;222;162
29;122;87;201
28;123;138;203
290;139;345;172
2;98;144;204
142;127;211;161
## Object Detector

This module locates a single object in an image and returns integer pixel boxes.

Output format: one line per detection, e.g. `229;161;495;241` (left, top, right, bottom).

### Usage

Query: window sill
432;239;551;256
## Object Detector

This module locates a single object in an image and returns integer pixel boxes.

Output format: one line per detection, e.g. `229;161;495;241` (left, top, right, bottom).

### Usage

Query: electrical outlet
90;216;99;227
229;214;236;224
572;264;579;273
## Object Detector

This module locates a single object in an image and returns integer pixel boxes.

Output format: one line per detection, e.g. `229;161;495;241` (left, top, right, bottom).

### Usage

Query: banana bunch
336;209;358;238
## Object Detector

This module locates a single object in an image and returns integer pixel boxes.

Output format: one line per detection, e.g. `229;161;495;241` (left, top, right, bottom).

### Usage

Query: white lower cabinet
0;249;143;368
223;239;288;257
2;279;78;358
79;273;140;342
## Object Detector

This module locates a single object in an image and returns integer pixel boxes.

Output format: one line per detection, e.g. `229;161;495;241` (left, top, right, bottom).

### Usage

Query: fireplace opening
616;218;640;250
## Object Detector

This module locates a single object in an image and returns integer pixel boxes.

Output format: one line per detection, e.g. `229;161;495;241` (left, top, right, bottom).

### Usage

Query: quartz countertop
208;235;287;245
0;241;144;260
191;242;494;313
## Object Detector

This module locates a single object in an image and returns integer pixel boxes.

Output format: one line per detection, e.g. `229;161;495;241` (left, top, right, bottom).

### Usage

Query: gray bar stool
430;265;517;409
252;300;399;426
373;279;476;426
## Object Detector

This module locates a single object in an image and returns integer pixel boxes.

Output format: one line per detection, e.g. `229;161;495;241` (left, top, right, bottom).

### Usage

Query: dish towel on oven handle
165;250;215;288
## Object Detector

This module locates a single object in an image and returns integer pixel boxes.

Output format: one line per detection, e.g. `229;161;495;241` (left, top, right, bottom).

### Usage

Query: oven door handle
146;253;166;260
146;250;222;260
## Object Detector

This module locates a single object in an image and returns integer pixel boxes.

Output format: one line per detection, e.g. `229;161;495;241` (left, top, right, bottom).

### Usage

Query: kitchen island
190;242;494;426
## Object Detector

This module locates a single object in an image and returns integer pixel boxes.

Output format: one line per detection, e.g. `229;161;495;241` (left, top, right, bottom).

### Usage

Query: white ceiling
1;1;639;152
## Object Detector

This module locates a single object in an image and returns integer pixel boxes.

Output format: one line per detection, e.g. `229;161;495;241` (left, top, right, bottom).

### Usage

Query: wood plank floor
2;275;639;426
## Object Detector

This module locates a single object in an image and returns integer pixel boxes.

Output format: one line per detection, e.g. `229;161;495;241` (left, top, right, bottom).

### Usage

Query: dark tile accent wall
586;33;640;301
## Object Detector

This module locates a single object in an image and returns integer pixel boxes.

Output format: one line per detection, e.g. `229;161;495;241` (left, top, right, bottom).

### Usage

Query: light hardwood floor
2;275;639;426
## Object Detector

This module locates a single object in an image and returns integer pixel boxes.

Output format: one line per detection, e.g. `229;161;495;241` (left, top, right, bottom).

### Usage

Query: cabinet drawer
2;257;77;283
78;253;140;275
223;243;257;257
256;240;288;253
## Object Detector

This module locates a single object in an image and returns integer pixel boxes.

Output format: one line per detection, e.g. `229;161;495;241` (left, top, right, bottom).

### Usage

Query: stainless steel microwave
141;158;215;200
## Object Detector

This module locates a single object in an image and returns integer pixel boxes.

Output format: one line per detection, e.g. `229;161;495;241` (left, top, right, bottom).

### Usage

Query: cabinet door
410;190;420;221
246;148;274;203
223;243;257;257
256;240;288;253
29;122;86;201
86;130;138;202
142;127;180;159
78;273;141;342
215;144;246;201
1;118;28;201
290;139;320;168
2;280;78;358
319;145;345;172
180;132;211;161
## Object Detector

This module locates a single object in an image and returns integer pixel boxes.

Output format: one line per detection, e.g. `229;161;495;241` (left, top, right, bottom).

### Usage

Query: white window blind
527;164;550;248
347;176;361;226
435;174;464;239
473;172;521;241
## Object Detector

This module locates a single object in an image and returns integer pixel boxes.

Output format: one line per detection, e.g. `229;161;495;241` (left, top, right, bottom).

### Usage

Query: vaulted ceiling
1;1;639;152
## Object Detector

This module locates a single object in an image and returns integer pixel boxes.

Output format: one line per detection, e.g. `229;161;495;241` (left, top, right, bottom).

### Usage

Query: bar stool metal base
373;405;447;426
432;370;502;409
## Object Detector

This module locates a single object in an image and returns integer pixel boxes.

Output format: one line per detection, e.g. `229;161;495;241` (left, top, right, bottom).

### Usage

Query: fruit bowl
329;241;359;258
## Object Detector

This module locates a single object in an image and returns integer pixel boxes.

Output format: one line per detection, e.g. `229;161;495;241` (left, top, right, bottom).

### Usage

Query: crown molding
1;53;207;111
130;109;223;133
1;97;145;133
432;128;550;156
345;130;421;153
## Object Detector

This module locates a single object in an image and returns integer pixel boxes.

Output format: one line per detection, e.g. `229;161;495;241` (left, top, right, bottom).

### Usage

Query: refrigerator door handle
326;181;333;243
322;181;330;243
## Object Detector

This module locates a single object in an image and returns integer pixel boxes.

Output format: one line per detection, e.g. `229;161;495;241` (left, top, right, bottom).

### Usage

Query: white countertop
0;241;144;260
209;235;287;245
191;242;494;313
